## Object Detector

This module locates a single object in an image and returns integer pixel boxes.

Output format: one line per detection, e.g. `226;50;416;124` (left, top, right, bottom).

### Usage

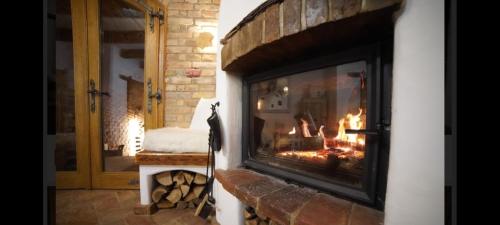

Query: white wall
215;1;266;224
215;0;444;225
384;0;444;224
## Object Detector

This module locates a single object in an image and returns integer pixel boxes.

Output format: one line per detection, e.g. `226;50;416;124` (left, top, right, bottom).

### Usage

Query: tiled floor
56;190;217;225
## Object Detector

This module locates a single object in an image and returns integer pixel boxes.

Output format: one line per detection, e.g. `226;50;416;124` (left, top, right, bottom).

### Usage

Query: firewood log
184;191;198;202
166;188;182;203
183;172;194;185
151;186;168;203
176;200;188;209
155;171;173;186
173;171;186;186
192;185;204;198
258;220;269;225
245;218;258;225
193;173;207;184
244;209;256;220
156;200;175;209
180;184;190;198
188;201;196;209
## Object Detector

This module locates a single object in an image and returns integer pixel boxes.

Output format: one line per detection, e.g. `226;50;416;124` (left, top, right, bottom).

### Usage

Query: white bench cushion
142;127;208;153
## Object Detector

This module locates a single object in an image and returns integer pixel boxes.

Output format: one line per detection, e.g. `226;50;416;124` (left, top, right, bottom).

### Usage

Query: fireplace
242;43;392;209
212;0;444;224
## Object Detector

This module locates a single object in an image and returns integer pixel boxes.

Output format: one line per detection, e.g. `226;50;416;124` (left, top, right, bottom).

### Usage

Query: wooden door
55;0;165;189
55;0;91;189
87;0;165;189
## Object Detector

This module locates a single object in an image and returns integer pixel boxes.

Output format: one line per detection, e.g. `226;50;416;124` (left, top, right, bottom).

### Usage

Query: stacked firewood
244;206;279;225
151;170;207;209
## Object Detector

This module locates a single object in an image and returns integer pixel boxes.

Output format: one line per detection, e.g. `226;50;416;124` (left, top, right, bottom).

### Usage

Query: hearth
242;43;392;209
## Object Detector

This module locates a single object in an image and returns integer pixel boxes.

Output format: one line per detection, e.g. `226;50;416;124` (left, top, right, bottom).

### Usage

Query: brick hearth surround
215;169;383;225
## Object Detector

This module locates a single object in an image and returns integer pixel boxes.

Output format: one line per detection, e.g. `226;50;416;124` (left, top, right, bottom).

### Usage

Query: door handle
147;79;162;113
88;79;109;113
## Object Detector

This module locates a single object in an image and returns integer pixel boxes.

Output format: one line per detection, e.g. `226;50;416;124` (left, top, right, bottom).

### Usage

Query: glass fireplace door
250;61;368;187
244;46;383;204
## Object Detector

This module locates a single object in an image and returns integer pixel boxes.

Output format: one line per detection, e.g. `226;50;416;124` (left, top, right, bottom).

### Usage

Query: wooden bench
135;150;209;166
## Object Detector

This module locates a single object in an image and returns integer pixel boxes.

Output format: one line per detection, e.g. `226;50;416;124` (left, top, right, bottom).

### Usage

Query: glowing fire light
332;108;365;151
300;118;312;137
278;108;366;162
127;117;144;156
278;150;327;160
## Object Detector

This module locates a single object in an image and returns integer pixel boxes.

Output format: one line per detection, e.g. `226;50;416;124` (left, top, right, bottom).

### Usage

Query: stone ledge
215;169;384;225
220;0;402;73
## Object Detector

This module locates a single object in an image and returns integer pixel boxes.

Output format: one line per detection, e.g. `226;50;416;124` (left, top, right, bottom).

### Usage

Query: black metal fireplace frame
242;43;392;209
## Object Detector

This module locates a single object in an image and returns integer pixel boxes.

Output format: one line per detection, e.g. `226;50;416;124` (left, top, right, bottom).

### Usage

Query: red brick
343;0;362;17
329;0;345;20
264;3;280;43
201;10;218;18
257;186;316;225
215;169;267;194
306;0;328;28
294;193;352;225
194;4;219;11
283;0;301;36
233;178;287;208
349;204;384;225
169;3;194;10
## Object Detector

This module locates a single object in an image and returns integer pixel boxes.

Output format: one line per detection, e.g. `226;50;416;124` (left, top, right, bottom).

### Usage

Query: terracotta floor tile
97;207;132;225
99;220;127;225
93;195;122;213
116;190;139;203
125;214;156;225
152;209;192;225
56;190;217;225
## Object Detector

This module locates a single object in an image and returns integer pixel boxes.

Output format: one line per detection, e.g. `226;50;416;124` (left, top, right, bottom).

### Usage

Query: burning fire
278;108;366;161
300;118;312;137
278;150;327;160
333;108;365;150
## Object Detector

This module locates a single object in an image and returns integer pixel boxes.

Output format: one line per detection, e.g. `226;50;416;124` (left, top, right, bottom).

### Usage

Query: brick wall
163;0;220;128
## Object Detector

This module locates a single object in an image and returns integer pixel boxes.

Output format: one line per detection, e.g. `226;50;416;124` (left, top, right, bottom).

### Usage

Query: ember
277;108;366;162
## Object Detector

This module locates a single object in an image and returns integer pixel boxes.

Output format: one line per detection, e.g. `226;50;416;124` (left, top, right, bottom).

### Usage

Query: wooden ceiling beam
56;0;144;18
120;49;144;59
56;28;144;43
104;30;145;43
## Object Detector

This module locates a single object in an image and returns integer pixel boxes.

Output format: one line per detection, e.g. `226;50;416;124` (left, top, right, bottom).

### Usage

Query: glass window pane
100;0;145;172
54;0;77;171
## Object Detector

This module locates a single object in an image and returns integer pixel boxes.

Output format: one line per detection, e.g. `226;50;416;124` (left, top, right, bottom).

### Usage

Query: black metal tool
196;101;221;219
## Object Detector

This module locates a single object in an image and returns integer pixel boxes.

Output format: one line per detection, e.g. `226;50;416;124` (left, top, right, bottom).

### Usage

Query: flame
334;108;365;148
300;118;312;137
318;125;328;149
278;108;366;162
